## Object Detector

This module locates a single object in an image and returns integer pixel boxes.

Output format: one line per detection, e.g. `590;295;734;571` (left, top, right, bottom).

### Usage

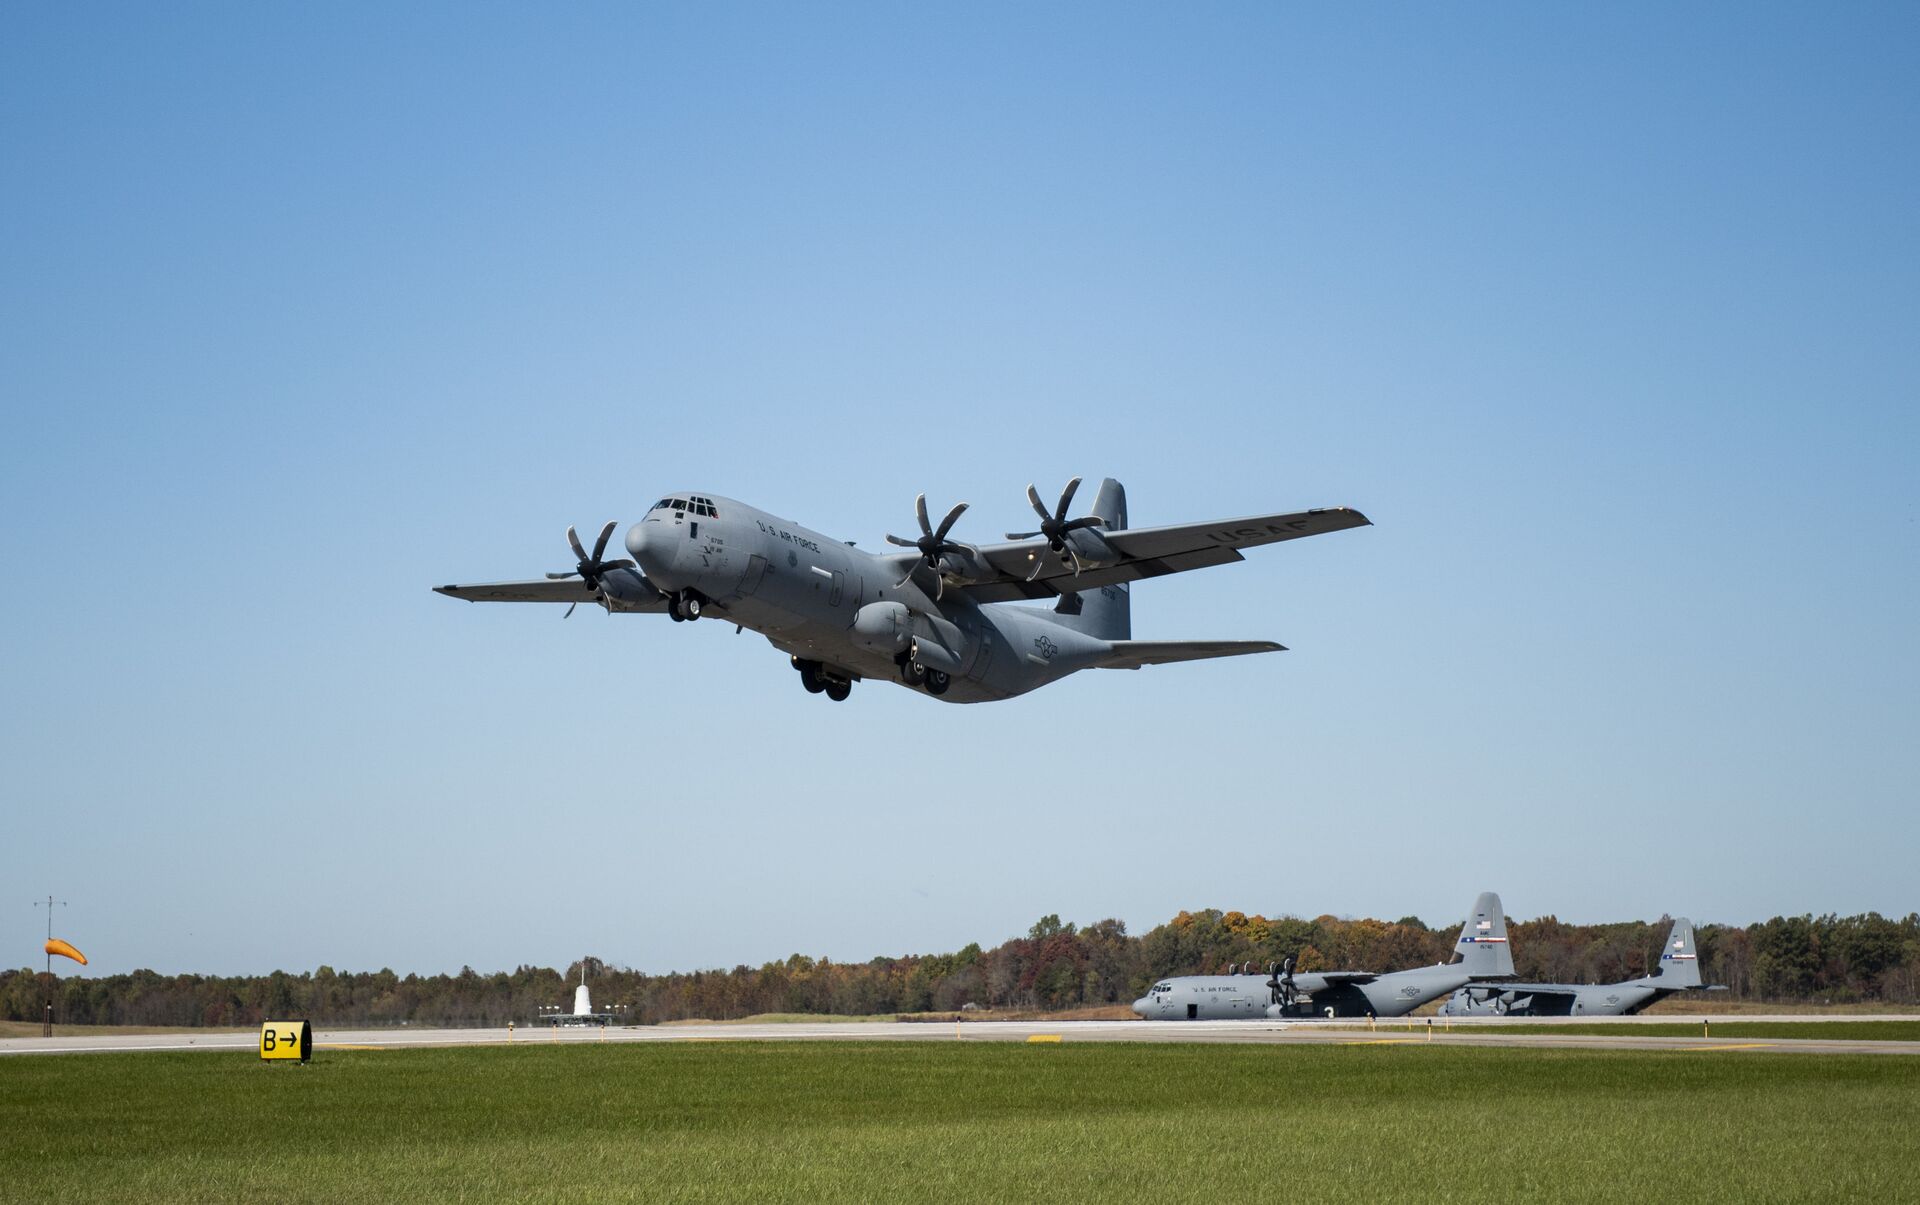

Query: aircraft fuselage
614;493;1114;703
1132;964;1481;1021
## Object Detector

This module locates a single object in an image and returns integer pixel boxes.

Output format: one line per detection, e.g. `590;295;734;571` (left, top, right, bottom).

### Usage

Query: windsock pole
35;896;67;1038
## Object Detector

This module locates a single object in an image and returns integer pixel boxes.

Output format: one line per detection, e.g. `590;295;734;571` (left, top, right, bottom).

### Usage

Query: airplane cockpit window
1152;983;1172;994
648;497;721;517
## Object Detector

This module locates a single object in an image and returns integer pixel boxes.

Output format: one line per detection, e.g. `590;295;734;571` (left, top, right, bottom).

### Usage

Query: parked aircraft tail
1452;892;1514;976
1653;918;1701;987
1052;478;1131;641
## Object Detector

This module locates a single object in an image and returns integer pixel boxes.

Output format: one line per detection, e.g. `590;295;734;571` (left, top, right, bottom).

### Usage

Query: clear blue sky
4;4;1914;977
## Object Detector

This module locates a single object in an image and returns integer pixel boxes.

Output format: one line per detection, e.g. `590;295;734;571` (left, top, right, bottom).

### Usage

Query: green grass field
1438;1020;1920;1041
3;1042;1915;1203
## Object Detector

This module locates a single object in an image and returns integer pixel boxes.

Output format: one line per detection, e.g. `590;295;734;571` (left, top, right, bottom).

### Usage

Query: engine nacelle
1062;525;1120;567
850;601;913;656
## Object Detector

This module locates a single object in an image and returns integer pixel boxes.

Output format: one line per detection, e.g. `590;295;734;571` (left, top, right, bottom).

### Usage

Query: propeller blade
545;571;581;580
1054;476;1082;523
563;602;577;619
591;520;617;563
1066;546;1082;575
884;534;920;548
1065;515;1104;531
597;558;637;571
894;567;918;590
932;501;968;544
1026;483;1050;522
1025;552;1045;582
1005;530;1043;541
914;493;931;537
567;525;588;564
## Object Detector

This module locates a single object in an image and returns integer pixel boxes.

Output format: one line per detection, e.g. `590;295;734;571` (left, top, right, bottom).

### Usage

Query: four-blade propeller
546;521;636;617
886;494;971;594
1006;476;1106;578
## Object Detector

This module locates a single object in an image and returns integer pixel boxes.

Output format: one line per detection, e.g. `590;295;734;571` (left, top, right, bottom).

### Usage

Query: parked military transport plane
1438;917;1724;1016
1132;893;1514;1020
434;478;1369;703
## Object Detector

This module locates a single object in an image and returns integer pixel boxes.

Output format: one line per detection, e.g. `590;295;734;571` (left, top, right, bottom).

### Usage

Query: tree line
7;909;1915;1029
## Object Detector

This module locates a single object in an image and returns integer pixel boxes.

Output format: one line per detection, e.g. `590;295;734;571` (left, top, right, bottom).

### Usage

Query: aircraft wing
1297;971;1380;988
435;578;600;603
1468;983;1573;1000
434;569;670;612
944;506;1371;603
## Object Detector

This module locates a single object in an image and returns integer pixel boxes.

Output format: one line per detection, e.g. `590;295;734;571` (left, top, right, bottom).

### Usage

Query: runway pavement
5;1016;1919;1057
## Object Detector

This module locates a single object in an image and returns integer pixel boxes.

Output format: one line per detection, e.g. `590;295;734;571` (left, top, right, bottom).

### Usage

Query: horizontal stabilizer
1095;640;1284;670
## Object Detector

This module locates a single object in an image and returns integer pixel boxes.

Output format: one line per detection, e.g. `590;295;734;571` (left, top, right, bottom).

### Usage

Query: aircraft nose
625;522;672;579
1131;996;1151;1017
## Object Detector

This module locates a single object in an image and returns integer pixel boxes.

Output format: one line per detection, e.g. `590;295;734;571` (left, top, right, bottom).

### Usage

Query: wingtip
1309;505;1373;526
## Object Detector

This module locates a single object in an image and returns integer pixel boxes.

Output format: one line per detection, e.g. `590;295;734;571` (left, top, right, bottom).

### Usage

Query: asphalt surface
6;1016;1919;1057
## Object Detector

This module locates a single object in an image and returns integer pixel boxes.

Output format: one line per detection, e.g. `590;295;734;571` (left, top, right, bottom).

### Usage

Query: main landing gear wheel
794;659;825;693
923;668;951;696
896;653;927;687
824;680;851;702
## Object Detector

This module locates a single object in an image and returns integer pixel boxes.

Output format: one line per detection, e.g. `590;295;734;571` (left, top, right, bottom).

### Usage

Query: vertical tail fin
1452;892;1514;976
1052;478;1130;641
1655;918;1701;987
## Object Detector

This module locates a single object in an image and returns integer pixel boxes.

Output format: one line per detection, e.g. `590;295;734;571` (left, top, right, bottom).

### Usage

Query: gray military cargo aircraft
1131;892;1514;1020
1437;917;1724;1017
434;478;1369;703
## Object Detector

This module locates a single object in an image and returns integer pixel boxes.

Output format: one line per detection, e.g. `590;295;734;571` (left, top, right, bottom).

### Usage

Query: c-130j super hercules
436;478;1369;704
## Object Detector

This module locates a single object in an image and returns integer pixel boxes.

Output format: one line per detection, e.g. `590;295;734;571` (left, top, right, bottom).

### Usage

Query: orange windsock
45;939;87;966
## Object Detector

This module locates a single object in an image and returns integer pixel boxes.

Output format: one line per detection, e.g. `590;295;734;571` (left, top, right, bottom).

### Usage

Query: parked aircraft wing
1474;983;1576;1002
948;506;1370;603
1095;640;1285;669
1300;971;1380;986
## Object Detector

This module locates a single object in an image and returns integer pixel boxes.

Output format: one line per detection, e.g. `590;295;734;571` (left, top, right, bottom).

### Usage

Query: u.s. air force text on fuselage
435;477;1369;704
